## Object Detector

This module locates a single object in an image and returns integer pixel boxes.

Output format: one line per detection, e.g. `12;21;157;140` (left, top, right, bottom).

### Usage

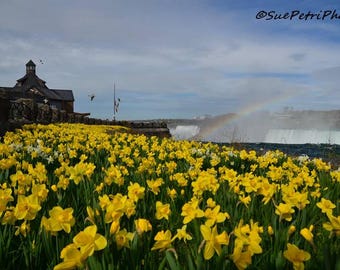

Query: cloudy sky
0;0;340;120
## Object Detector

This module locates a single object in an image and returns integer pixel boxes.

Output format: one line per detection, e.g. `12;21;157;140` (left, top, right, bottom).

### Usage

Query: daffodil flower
115;229;135;250
73;225;107;257
14;194;41;220
172;225;192;243
127;182;145;202
181;198;204;224
53;243;86;270
231;241;252;270
151;230;172;251
200;224;229;260
300;225;314;245
323;213;340;237
316;198;336;215
135;218;152;235
44;206;75;233
283;243;311;270
155;201;171;220
275;203;295;222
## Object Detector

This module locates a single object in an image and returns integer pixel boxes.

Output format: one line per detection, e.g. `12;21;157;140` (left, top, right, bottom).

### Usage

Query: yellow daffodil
43;206;75;233
200;224;229;260
192;171;219;196
231;241;252;270
323;213;340;237
313;158;330;172
181;198;204;224
73;225;107;257
166;188;177;200
10;170;31;187
300;225;314;245
51;184;58;192
56;175;69;190
15;220;30;237
1;207;16;225
86;206;96;225
115;229;135;250
98;194;111;210
73;162;96;184
28;162;47;183
258;179;276;205
171;173;188;187
110;220;120;235
238;193;251;207
316;198;336;215
288;225;296;236
127;182;145;202
204;205;229;227
267;225;274;236
172;225;192;243
14;194;41;220
155;201;171;220
275;203;295;222
53;243;86;270
293;192;310;211
135;218;152;235
283;243;311;270
206;198;216;208
0;188;14;212
330;170;340;182
233;220;263;256
147;178;164;195
104;165;124;186
151;230;172;251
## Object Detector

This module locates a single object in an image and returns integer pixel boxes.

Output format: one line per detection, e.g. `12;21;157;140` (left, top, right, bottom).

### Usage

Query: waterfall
264;129;340;144
169;125;200;140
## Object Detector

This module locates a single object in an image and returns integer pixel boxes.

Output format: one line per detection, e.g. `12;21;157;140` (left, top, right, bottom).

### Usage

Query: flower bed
0;123;339;269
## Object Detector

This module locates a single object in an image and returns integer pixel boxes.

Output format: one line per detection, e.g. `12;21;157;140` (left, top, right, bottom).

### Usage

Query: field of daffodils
0;123;339;270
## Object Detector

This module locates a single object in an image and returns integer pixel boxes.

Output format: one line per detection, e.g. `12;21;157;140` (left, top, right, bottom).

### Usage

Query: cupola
26;60;36;74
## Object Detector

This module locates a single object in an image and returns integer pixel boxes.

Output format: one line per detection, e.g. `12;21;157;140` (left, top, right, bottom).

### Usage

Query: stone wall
0;95;10;137
0;98;171;138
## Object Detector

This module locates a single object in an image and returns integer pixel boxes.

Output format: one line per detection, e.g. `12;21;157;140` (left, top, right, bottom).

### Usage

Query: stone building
0;60;74;112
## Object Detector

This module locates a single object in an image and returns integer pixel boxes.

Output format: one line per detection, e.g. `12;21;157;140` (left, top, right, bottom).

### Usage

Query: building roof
26;60;36;67
1;60;74;102
16;73;47;89
51;89;74;101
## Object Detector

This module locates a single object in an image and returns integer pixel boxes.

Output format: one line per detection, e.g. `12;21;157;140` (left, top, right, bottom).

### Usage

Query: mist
168;109;340;144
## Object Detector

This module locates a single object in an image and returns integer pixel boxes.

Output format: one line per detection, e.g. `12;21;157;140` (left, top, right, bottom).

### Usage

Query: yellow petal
200;225;211;241
216;231;229;246
110;220;120;235
53;261;78;270
203;242;215;260
73;232;88;246
84;225;97;237
94;234;107;251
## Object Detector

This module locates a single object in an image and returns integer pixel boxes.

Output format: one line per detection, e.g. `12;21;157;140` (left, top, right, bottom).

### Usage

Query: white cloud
0;0;339;119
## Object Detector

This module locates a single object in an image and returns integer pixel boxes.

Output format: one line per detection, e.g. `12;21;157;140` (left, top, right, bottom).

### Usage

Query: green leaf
186;252;196;270
158;255;167;270
165;250;180;270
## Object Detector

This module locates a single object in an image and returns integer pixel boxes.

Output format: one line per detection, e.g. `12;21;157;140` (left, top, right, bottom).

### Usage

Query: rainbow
197;89;305;139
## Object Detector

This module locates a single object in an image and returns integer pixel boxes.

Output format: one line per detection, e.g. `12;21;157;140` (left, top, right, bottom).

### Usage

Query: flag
114;98;120;113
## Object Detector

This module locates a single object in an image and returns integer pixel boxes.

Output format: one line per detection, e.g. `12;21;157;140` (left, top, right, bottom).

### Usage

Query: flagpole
113;81;116;121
